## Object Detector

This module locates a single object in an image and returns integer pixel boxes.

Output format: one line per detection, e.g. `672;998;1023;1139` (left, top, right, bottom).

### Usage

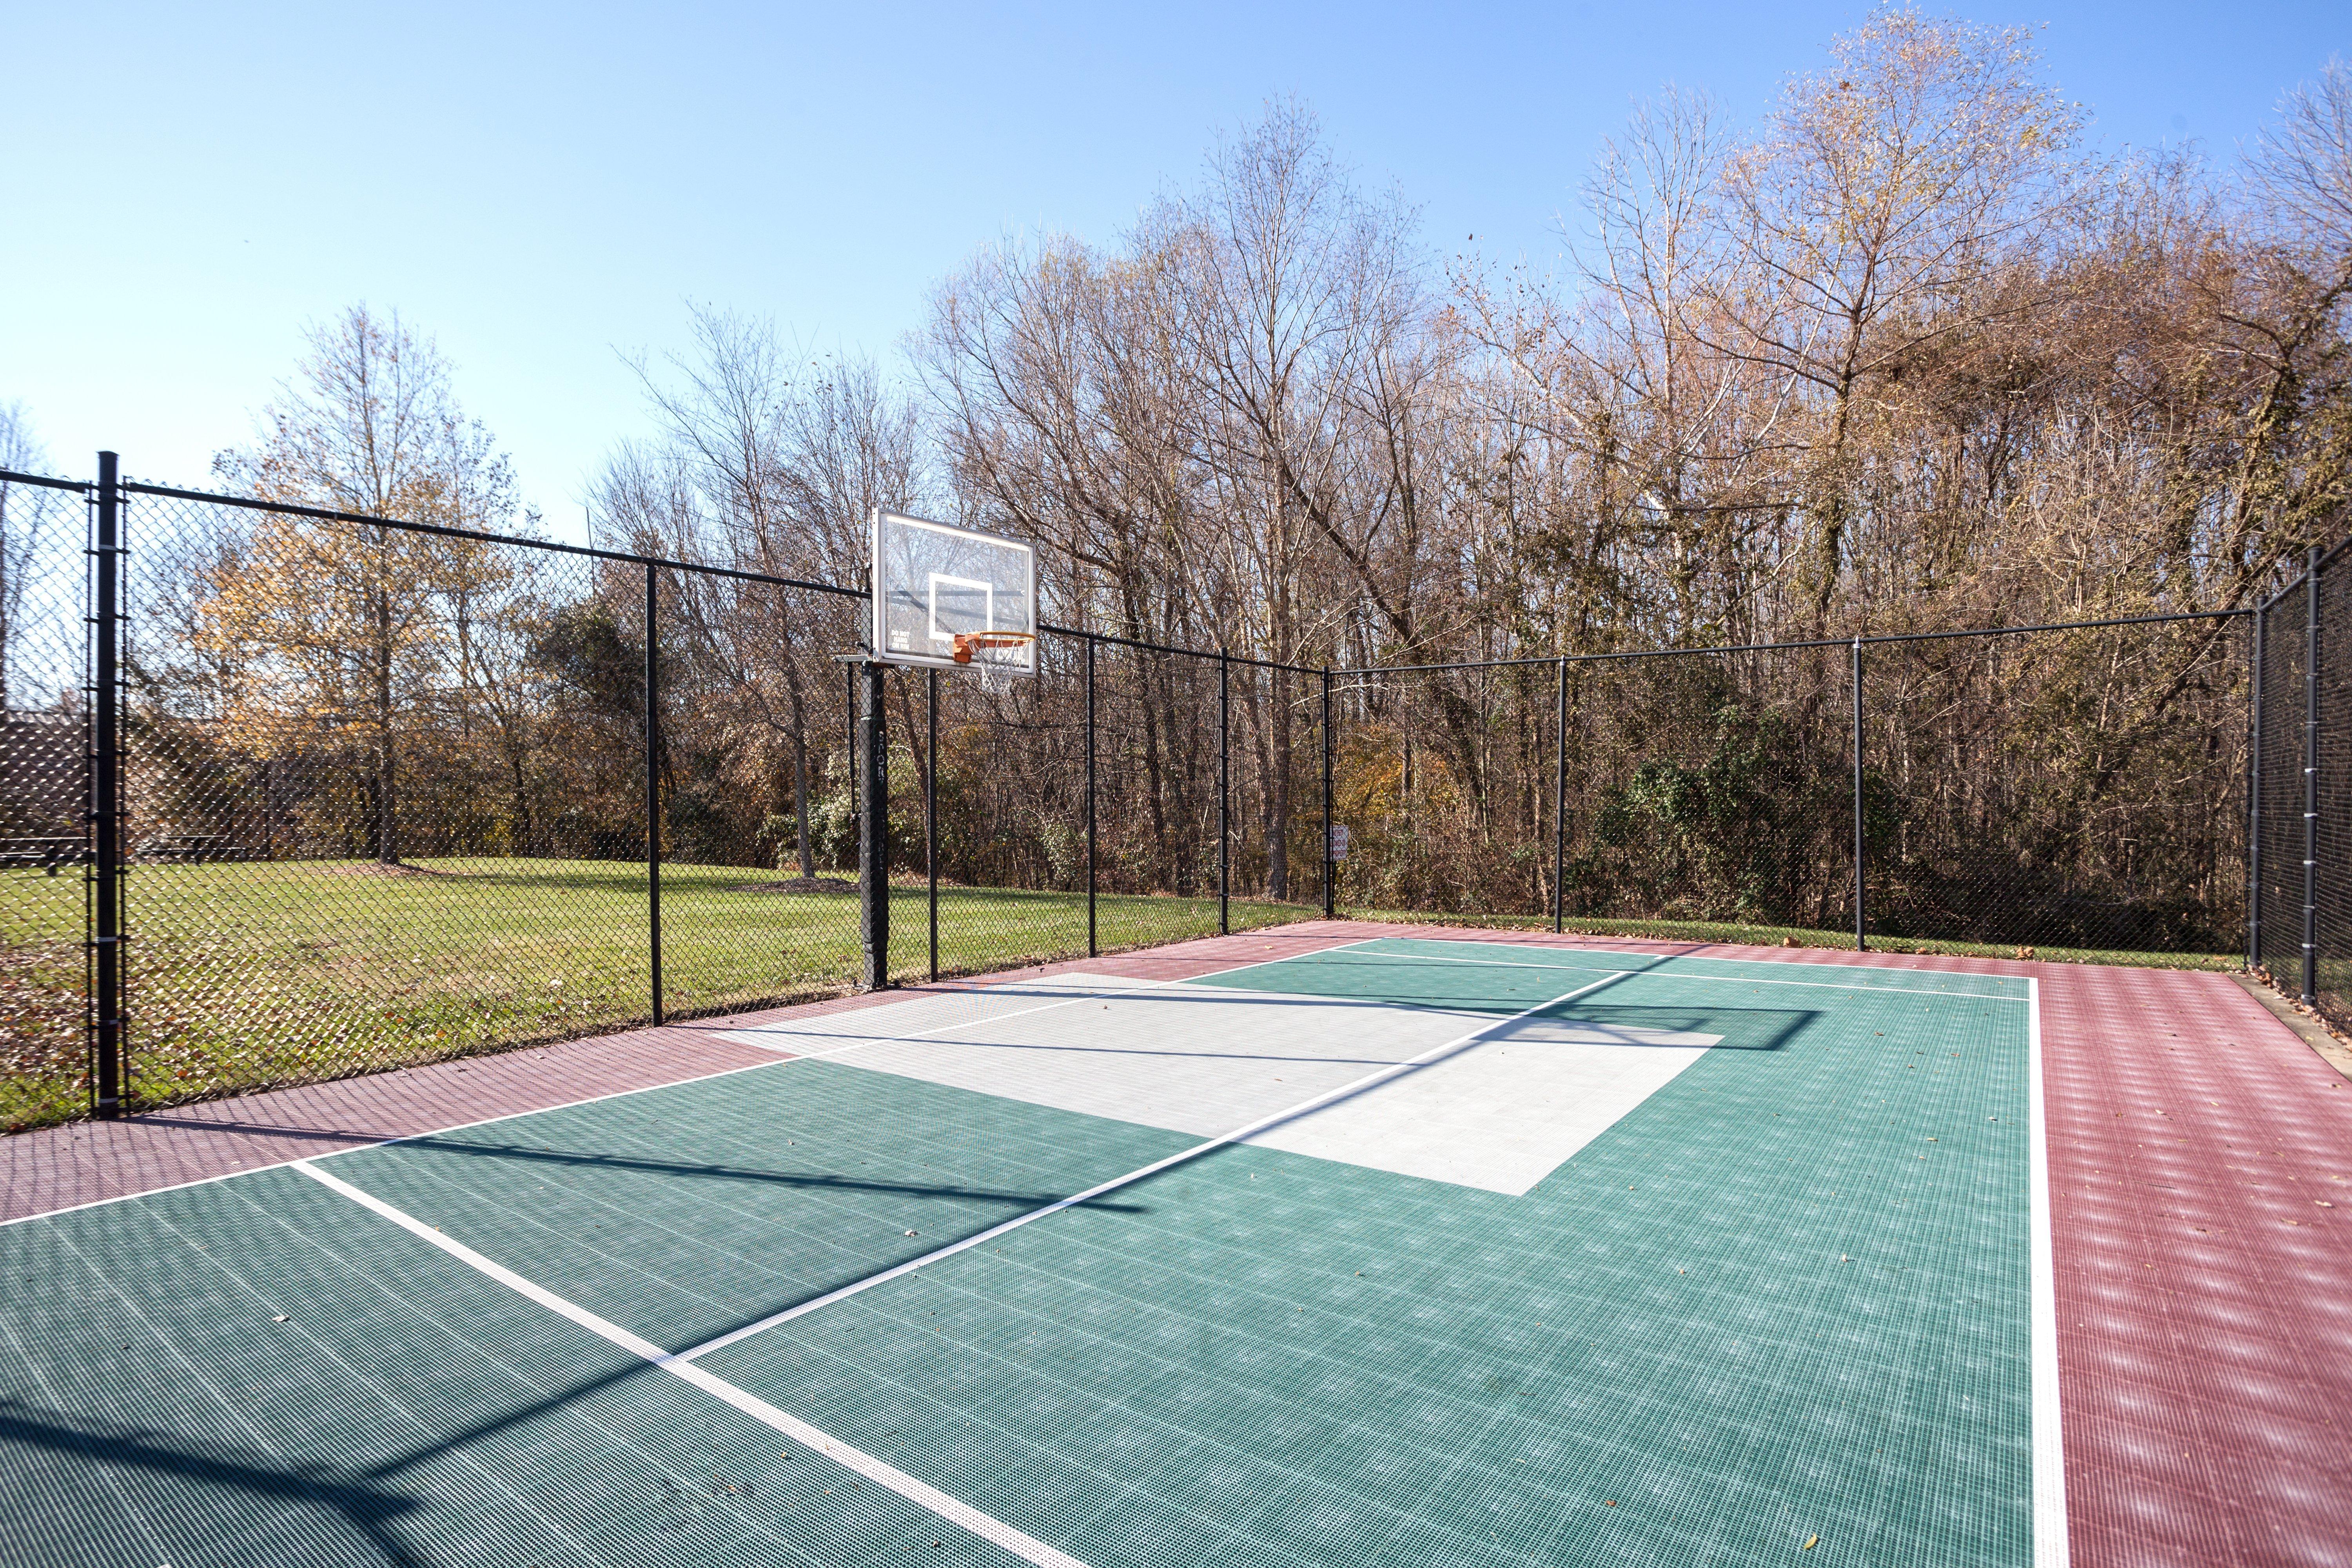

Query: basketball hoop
950;630;1037;665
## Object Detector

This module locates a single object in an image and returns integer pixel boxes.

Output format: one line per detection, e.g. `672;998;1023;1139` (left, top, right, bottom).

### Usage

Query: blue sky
4;1;2343;537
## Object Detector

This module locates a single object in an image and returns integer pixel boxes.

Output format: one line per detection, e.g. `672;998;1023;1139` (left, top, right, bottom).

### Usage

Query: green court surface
0;937;2047;1567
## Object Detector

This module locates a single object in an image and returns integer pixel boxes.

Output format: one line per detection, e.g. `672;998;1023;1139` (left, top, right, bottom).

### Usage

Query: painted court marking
0;941;1383;1236
1330;944;2027;1001
1243;1013;1721;1196
287;970;1628;1566
292;1159;1093;1568
670;971;1633;1362
2027;976;2068;1568
716;939;1395;1059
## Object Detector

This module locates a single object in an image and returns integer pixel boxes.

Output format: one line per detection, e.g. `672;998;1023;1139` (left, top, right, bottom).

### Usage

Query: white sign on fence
1329;824;1351;861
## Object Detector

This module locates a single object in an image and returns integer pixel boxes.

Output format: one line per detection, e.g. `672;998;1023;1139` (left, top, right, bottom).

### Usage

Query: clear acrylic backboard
869;509;1038;675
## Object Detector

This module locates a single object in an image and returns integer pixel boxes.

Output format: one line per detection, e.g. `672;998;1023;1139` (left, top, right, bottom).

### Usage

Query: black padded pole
927;666;938;984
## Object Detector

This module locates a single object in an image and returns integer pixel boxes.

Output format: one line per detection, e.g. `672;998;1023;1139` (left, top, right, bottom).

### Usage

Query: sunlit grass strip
0;859;1314;1131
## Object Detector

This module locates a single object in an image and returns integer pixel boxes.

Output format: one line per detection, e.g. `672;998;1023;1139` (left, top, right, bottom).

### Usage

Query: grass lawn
0;858;1312;1132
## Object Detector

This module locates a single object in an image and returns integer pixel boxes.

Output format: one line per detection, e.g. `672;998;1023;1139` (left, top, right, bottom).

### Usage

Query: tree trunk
508;742;532;856
791;731;815;878
776;622;820;880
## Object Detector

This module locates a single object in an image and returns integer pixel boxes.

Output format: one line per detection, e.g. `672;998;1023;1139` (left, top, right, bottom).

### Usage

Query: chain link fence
0;460;2322;1129
2250;541;2352;1029
5;472;1334;1127
1334;620;2246;959
1862;620;2245;956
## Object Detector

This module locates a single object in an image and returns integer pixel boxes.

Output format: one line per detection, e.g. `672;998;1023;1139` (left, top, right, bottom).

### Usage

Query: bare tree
608;309;922;878
211;306;522;864
1701;11;2086;624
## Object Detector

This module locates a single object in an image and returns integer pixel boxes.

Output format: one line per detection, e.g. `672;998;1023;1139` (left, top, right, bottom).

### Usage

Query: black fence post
860;660;890;990
1085;637;1097;958
845;661;858;831
1321;668;1335;919
91;452;123;1116
2249;603;2265;972
2305;546;2321;1004
927;666;938;984
645;564;663;1025
1553;656;1568;933
1853;637;1867;953
1218;651;1229;936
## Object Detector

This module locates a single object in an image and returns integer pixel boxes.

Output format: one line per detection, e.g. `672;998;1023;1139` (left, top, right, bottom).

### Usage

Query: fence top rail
118;479;869;602
1034;625;1316;676
97;473;2305;682
114;479;1324;675
2254;534;2352;619
0;468;93;495
1334;606;2250;678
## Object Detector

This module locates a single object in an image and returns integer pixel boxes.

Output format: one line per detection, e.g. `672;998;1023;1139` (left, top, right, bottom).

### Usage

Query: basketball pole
927;666;939;985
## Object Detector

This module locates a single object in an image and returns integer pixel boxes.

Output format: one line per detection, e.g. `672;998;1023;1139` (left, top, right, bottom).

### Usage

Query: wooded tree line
127;14;2351;952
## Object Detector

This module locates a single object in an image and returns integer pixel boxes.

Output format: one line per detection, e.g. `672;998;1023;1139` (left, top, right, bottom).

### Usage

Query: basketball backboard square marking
928;573;995;644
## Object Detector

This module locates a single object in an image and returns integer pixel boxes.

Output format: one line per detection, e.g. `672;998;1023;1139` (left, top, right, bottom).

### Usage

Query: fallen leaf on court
273;1315;288;1323
904;1230;918;1236
1803;1534;1819;1550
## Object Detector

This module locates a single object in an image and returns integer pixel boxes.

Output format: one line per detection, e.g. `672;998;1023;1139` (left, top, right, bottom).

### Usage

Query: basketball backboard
869;509;1038;675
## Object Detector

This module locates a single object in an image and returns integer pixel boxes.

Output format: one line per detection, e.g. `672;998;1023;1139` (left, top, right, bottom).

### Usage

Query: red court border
5;921;2346;1567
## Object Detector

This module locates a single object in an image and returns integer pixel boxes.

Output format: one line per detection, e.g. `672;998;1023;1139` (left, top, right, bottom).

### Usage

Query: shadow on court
367;1134;1153;1214
0;1403;423;1564
1523;1003;1817;1051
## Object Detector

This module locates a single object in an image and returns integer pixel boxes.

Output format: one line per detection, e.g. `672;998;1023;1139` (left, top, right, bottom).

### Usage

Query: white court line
291;1161;1089;1568
727;940;1425;1065
339;938;1389;1152
4;938;1386;1234
1583;969;2027;1002
2028;977;2070;1566
1342;944;2026;1001
670;970;1633;1365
